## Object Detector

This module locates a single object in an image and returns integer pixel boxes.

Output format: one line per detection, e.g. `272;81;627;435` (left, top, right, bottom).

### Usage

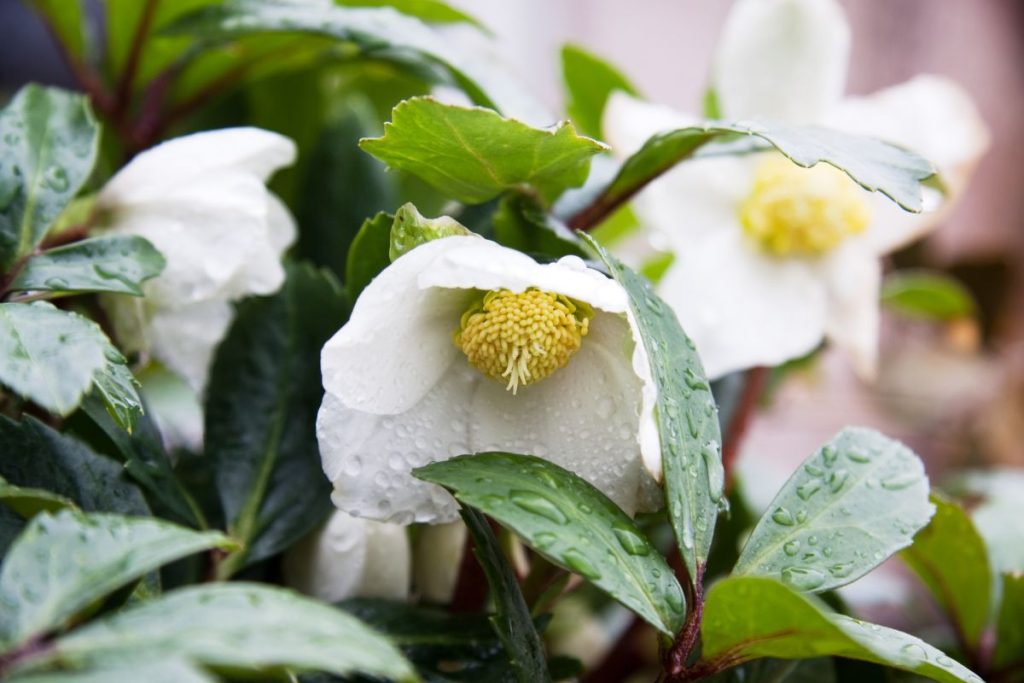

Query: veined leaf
0;85;99;270
0;510;233;653
416;453;685;635
10;236;165;296
570;120;937;230
205;265;348;575
734;428;935;594
901;496;991;650
699;576;983;683
583;235;723;585
561;44;638;139
361;97;606;204
26;584;417;683
461;508;550;683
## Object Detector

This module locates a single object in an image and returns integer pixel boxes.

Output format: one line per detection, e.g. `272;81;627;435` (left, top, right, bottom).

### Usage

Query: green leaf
560;44;638;139
461;508;550;683
336;0;488;30
88;346;144;434
361;97;606;204
0;85;99;270
994;572;1024;671
0;415;149;519
342;598;521;682
80;397;207;529
205;265;348;574
165;0;546;121
23;1;87;60
571;120;937;230
0;510;233;653
0;303;107;416
10;236;165;296
881;270;976;321
0;475;75;519
27;583;417;682
8;659;216;683
346;211;394;301
492;192;585;258
582;235;723;584
416;453;685;635
709;658;836;683
390;203;473;261
699;576;984;683
734;428;935;593
900;496;991;650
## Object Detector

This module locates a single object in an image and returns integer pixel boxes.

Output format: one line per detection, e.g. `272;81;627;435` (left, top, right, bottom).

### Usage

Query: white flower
603;0;989;380
317;235;663;524
96;128;298;392
283;510;411;603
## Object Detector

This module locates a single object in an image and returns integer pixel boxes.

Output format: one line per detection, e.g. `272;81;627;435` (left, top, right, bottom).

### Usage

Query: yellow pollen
454;289;592;394
739;155;870;256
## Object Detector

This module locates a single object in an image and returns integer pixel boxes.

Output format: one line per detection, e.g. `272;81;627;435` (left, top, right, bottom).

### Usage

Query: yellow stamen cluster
455;289;592;394
739;155;871;256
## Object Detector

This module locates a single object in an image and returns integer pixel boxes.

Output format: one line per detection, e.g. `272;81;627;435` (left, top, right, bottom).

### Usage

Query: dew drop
797;480;822;501
771;507;795;526
846;447;871;463
612;525;650;556
533;532;557;550
510;490;568;524
562;549;601;580
900;642;928;658
828;469;849;493
665;582;685;613
804;464;824;477
43;165;69;192
783;540;801;556
821;445;838;466
881;472;921;491
795;510;808;524
780;566;826;591
828;561;855;578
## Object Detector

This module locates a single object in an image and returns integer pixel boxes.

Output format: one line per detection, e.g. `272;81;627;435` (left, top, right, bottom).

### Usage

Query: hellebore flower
283;510;411;602
317;236;662;524
603;0;988;379
95;128;298;391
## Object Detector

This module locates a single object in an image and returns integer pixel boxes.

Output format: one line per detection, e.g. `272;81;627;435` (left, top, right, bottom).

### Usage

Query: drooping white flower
603;0;989;380
317;235;663;524
95;128;298;392
283;510;411;603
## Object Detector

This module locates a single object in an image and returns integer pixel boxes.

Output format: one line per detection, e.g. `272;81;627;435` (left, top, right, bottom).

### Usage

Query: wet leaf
561;44;638;139
881;270;976;321
10;236;165;297
7;659;215;683
734;428;935;593
0;475;75;519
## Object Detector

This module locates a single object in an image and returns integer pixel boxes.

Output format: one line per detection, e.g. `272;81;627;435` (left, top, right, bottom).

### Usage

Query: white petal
100;128;296;204
713;0;850;123
414;521;467;603
819;244;881;380
225;194;295;299
467;312;656;516
283;510;411;603
658;229;829;378
318;368;475;524
323;237;630;416
137;364;205;453
148;299;235;393
827;75;990;254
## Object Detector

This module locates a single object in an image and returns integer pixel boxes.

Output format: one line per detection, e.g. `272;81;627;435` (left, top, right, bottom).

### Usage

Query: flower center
455;289;592;394
739;156;870;256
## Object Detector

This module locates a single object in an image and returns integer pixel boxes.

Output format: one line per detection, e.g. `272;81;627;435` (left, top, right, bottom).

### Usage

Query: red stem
450;525;489;613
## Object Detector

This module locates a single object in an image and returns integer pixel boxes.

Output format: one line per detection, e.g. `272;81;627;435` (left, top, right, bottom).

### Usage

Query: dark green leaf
0;475;75;519
165;0;546;120
699;576;983;683
461;508;550;683
0;510;233;653
583;235;723;584
492;193;585;259
560;44;638;139
87;347;144;434
10;236;165;296
572;120;937;230
361;97;606;204
28;583;417;682
994;572;1024;671
734;428;935;594
295;99;397;279
205;265;348;574
0;85;99;270
80;397;206;529
881;271;976;321
900;496;991;649
0;303;106;416
8;659;216;683
346;211;393;301
342;599;517;682
416;453;685;635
